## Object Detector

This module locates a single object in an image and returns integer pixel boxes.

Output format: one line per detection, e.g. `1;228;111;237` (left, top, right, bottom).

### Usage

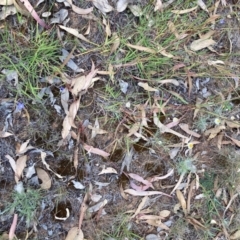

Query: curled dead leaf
15;155;28;183
0;0;14;5
0;131;13;138
116;0;130;12
92;0;113;14
176;189;187;215
172;6;198;14
65;227;84;240
190;38;216;51
59;25;92;44
138;82;158;92
36;168;51;189
126;43;156;54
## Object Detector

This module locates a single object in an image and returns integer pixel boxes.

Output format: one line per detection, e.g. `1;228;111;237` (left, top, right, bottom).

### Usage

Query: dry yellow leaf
126;43;156;54
172;6;198;14
36;168;51;190
138;82;158;92
190;38;216;51
176;189;187;215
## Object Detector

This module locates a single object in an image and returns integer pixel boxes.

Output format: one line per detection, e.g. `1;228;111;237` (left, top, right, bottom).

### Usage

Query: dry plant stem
187;179;196;214
170;173;185;195
9;213;18;240
73;134;80;171
78;193;88;229
60;46;76;70
223;193;239;218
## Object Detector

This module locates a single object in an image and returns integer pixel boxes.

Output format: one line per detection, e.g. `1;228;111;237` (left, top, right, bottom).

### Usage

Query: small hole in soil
109;149;124;162
56;160;75;176
118;173;129;189
52;200;72;220
133;139;148;153
144;162;165;176
77;168;86;181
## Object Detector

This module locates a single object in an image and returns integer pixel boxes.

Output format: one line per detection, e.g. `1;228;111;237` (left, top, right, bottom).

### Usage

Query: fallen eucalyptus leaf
92;0;113;14
0;0;13;5
36;168;51;189
190;38;216;51
59;25;91;44
65;227;84;240
116;0;130;12
98;167;117;175
138;82;158;92
0;5;17;20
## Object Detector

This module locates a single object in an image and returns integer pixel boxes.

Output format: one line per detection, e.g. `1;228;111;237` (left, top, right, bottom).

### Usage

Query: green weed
2;187;42;227
103;214;141;240
0;26;61;101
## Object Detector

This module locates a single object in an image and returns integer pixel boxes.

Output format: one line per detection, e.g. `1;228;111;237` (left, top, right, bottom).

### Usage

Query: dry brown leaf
59;25;91;44
149;169;174;182
84;22;91;35
110;33;120;54
126;43;156;54
172;6;198;14
89;118;108;138
68;99;80;128
92;0;113;14
61;87;69;114
197;0;208;13
71;62;98;96
98;167;117;175
186;217;206;230
83;144;110;158
159;49;174;58
190;38;216;51
127;122;141;137
15;155;27;183
230;230;240;240
9;213;17;240
226;120;240;128
131;196;149;219
154;0;163;11
0;0;14;5
217;132;224;150
36;168;51;189
204;125;225;139
62;114;72;139
16;139;34;155
0;131;13;138
124;189;171;197
145;219;170;230
67;0;93;14
226;135;240;147
65;227;84;240
187;179;196;214
5;155;16;173
193;98;203;119
40;151;63;178
128;5;142;16
116;0;130;12
159;79;179;86
103;17;111;37
153;111;187;139
179;123;201;138
138;82;158;92
159;210;171;218
207;60;224;66
176;189;187;215
170;173;185;194
168;21;188;40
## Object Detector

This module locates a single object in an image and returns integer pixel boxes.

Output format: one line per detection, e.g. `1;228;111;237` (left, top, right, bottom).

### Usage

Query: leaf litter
1;0;240;239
